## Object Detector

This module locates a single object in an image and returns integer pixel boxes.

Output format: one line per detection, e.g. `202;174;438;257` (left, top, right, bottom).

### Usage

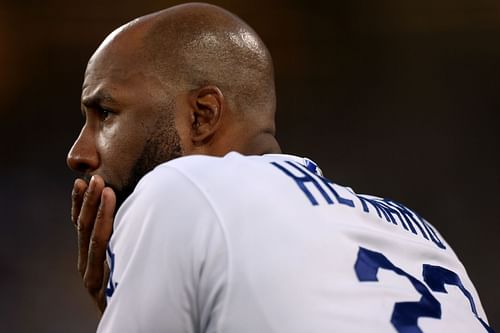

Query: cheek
97;120;147;184
173;105;194;154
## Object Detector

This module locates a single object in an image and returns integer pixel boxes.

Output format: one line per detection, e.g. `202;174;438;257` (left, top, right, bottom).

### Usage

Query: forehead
81;43;156;106
82;21;155;94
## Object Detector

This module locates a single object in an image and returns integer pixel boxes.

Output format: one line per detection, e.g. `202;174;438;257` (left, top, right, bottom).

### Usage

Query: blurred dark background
0;0;498;331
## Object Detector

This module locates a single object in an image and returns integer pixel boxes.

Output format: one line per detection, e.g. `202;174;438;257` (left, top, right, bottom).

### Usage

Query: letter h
271;161;333;206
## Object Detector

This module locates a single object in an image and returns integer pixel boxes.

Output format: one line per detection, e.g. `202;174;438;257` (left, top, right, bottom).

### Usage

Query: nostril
67;146;99;173
73;161;90;173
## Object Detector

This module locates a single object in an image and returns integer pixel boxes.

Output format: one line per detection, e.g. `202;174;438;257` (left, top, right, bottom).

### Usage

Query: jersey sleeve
97;165;228;333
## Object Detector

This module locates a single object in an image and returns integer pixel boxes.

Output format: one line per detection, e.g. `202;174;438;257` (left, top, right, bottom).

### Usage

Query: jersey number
354;247;494;333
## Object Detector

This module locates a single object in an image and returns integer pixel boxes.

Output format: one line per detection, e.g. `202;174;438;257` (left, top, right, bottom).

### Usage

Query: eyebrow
81;90;117;109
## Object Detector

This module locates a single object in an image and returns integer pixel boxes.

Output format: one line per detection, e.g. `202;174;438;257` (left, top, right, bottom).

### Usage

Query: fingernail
73;179;80;194
89;176;95;191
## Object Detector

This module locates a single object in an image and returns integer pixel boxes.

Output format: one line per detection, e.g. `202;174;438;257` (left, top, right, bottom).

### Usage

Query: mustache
81;173;92;183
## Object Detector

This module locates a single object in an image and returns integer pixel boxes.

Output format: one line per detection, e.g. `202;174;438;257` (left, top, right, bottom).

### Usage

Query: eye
97;106;112;120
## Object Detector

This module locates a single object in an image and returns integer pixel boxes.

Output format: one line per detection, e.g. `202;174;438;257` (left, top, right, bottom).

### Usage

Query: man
67;3;494;332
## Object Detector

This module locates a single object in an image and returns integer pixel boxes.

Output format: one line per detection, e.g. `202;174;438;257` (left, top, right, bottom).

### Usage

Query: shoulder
156;151;261;175
113;156;226;237
138;152;244;185
136;152;287;193
111;155;230;287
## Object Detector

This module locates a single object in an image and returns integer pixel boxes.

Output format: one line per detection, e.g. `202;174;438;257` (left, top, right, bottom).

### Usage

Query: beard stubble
114;102;184;209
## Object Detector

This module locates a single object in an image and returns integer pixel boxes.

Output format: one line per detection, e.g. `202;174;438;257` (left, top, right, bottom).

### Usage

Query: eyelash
96;107;112;120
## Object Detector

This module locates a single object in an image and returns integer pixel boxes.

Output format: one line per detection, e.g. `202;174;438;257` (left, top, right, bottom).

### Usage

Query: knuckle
71;189;80;201
83;188;94;203
95;207;105;221
71;209;79;225
83;276;99;293
76;219;88;232
89;236;104;251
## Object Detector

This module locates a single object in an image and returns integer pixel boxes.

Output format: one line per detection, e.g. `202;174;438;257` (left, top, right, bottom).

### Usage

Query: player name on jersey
271;159;446;250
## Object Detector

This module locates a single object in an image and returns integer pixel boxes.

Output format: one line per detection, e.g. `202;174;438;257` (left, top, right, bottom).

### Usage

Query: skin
67;3;280;314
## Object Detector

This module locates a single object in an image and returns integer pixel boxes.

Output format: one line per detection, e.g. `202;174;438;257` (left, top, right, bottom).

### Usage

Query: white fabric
97;152;491;333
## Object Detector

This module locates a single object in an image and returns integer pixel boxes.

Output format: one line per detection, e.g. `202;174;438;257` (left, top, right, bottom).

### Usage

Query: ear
189;86;224;145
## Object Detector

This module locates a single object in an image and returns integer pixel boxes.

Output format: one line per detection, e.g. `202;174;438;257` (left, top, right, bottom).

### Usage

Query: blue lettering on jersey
357;196;446;249
271;160;445;250
105;246;118;298
355;247;495;333
271;161;354;207
355;247;441;332
423;265;495;333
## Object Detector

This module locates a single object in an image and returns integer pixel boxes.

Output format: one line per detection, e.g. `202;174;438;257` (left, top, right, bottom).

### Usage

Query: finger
84;187;116;295
77;175;105;277
71;178;88;227
96;262;111;314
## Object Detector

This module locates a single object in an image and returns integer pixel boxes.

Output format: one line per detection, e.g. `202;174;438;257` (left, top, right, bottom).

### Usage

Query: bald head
94;3;276;118
70;2;280;208
86;2;279;155
142;3;276;117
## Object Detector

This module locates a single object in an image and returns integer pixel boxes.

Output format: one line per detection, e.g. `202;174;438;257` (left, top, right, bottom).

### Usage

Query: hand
71;175;116;314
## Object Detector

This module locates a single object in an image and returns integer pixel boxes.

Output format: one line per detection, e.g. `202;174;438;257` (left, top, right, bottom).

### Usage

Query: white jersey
97;153;493;333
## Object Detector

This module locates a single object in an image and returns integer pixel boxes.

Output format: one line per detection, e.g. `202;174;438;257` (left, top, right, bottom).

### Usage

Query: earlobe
190;86;224;145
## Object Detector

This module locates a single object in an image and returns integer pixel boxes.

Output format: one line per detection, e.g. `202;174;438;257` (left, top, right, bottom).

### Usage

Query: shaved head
69;3;280;208
141;3;276;117
94;3;276;120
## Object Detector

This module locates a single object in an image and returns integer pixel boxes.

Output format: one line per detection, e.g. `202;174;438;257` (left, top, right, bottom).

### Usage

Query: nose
66;126;100;173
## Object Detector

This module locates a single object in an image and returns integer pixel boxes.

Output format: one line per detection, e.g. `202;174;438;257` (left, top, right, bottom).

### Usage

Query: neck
202;132;281;157
240;132;281;155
